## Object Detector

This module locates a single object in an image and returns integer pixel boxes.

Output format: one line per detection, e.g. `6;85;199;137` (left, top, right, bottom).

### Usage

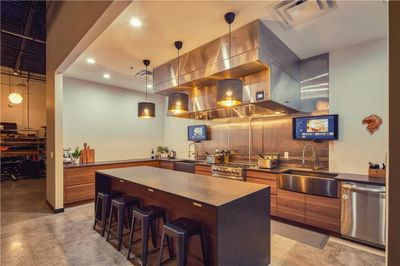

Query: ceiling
1;1;46;75
64;0;387;93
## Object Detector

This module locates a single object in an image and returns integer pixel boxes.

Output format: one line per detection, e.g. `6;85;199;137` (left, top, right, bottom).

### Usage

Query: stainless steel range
211;162;255;181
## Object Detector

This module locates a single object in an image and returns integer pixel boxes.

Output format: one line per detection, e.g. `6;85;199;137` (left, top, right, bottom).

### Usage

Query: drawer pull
193;202;202;207
148;188;154;192
119;180;124;183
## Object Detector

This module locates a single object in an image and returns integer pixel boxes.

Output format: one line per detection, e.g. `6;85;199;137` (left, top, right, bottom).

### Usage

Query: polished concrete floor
1;179;385;266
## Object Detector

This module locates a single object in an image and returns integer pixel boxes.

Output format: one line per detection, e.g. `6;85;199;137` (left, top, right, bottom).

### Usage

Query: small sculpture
362;114;383;135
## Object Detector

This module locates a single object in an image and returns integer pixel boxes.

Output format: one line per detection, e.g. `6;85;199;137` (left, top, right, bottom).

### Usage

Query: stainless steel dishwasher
341;182;386;248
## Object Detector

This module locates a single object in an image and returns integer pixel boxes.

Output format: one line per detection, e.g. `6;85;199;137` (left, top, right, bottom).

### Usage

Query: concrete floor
1;179;385;266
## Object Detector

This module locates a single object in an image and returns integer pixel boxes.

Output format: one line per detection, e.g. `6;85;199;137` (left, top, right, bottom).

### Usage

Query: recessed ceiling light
86;58;96;64
147;84;153;89
103;73;110;79
129;17;142;27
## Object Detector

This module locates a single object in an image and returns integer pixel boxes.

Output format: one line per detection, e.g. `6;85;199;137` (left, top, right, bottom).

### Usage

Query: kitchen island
95;166;270;266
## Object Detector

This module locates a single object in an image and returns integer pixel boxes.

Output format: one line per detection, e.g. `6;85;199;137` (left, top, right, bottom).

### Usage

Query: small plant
70;147;81;159
157;146;169;154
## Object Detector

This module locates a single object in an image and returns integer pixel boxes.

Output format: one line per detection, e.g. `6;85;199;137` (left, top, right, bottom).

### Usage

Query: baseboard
45;199;64;214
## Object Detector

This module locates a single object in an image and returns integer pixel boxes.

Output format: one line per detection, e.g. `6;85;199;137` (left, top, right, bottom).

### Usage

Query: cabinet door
246;177;277;195
277;189;305;223
306;194;341;232
195;165;211;176
159;161;175;170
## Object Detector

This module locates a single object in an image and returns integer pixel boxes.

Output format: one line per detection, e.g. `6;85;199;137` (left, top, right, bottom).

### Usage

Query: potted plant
70;147;81;164
157;146;169;158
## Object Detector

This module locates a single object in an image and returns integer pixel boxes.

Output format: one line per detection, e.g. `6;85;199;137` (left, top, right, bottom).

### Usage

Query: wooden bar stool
106;196;140;251
93;190;123;236
127;205;172;266
158;217;208;266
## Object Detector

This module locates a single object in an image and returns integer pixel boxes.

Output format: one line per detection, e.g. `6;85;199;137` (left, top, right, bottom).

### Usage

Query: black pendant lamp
216;12;243;107
168;41;189;115
138;59;155;118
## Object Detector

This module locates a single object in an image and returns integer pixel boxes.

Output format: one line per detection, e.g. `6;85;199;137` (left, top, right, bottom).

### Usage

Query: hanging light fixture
138;59;155;118
8;75;24;105
216;12;243;107
168;41;189;115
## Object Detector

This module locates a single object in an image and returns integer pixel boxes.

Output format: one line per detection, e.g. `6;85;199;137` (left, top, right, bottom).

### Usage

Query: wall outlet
284;152;289;159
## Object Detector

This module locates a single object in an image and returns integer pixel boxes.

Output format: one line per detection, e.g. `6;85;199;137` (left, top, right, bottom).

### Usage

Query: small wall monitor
188;125;208;142
293;115;338;140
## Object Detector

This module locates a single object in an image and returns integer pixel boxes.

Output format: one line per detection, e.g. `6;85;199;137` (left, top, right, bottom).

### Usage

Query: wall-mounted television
293;115;338;140
188;125;208;142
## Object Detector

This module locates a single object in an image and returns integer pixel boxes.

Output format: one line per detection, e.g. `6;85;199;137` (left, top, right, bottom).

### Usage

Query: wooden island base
96;166;270;266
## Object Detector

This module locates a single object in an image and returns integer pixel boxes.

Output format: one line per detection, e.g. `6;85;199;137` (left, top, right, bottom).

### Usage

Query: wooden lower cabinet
305;194;341;232
270;194;277;216
245;171;278;216
276;189;306;223
276;188;341;232
195;165;212;176
159;161;175;170
64;160;160;205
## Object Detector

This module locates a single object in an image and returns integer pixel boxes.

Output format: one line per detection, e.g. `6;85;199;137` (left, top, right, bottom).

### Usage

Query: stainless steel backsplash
196;115;329;169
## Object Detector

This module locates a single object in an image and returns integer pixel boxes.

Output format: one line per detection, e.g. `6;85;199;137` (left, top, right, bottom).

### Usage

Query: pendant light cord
145;64;148;102
229;22;232;66
177;47;180;93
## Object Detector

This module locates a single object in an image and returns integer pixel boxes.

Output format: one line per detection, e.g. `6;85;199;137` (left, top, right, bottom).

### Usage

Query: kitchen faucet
302;144;318;170
188;142;199;160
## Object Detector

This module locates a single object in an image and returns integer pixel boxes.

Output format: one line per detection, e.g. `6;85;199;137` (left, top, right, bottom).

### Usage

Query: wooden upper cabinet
305;194;341;233
277;189;306;223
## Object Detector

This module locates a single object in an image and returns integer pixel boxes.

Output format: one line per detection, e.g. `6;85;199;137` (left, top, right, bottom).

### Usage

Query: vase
74;158;80;165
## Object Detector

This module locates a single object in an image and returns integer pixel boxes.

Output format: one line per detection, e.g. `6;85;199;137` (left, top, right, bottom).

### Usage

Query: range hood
153;20;301;119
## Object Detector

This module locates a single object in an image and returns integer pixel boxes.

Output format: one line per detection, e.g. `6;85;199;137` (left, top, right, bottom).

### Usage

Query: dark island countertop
96;166;269;206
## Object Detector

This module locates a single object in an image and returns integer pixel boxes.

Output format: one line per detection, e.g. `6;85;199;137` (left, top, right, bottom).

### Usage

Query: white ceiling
64;1;388;93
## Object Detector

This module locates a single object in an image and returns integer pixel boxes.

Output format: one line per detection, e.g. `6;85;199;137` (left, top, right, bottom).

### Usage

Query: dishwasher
341;182;386;248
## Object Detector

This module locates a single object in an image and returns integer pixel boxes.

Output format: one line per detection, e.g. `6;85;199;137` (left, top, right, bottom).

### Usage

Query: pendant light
8;75;23;105
138;59;155;118
168;41;189;115
216;12;243;107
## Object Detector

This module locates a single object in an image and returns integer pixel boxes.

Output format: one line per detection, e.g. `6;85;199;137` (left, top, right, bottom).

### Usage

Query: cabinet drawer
64;183;95;204
195;165;211;173
159;161;175;170
306;194;340;232
277;189;306;223
195;170;212;176
64;167;95;186
271;194;277;216
246;177;277;194
246;170;278;181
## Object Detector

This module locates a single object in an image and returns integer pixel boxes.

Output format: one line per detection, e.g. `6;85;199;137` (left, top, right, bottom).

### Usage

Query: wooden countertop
96;166;268;207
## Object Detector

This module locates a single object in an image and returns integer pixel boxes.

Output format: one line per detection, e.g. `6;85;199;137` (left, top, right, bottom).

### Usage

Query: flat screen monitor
293;115;338;140
188;125;208;142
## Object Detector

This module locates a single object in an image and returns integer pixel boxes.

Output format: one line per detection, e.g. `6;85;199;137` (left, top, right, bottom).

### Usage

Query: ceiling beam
14;1;38;72
1;29;45;44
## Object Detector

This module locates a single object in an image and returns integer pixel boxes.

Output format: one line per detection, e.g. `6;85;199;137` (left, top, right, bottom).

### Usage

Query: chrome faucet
188;142;198;160
302;144;318;170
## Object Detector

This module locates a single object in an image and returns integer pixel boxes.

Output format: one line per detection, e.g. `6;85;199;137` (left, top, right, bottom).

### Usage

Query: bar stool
93;190;123;236
158;217;208;266
127;205;172;266
106;196;140;251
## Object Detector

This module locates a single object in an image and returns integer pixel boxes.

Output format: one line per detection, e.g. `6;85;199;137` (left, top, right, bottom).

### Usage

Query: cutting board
80;143;95;163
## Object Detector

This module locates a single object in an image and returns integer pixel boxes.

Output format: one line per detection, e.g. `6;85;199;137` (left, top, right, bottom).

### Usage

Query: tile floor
1;179;385;266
